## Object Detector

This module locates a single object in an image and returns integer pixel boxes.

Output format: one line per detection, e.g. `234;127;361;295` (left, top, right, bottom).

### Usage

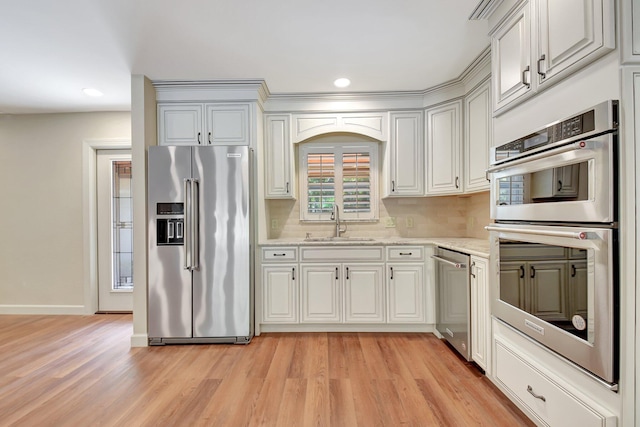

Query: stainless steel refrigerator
147;145;253;345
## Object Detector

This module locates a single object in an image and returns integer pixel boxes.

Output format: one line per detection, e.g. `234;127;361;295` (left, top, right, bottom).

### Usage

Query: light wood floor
0;314;534;426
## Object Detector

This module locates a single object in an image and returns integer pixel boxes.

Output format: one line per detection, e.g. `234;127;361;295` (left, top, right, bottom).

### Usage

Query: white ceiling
0;0;489;114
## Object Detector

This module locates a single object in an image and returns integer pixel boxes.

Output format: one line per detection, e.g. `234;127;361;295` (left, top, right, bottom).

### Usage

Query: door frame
82;139;131;314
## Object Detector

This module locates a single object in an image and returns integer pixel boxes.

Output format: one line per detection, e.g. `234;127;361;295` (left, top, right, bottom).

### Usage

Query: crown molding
469;0;504;20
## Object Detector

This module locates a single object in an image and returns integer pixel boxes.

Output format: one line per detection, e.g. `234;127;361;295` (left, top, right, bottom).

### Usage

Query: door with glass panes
97;150;133;312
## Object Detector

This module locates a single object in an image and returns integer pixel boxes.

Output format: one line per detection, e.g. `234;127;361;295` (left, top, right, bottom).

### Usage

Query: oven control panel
492;100;617;164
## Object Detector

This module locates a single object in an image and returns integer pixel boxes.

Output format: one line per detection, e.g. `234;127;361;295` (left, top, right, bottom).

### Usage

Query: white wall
0;112;131;313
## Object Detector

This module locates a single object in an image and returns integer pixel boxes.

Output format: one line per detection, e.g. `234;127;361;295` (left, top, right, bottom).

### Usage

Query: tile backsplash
267;191;490;240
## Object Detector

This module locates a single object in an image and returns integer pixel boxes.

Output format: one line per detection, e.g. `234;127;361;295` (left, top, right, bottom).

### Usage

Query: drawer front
300;246;384;262
262;247;298;262
495;341;612;427
386;246;424;261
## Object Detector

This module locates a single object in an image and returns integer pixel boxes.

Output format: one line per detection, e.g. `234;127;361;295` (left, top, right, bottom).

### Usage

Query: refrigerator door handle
183;178;191;270
191;178;200;270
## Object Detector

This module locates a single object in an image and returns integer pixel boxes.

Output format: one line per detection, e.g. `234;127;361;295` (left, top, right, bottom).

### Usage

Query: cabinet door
158;104;204;146
491;1;532;112
464;81;491;193
205;104;250;145
388;112;424;196
301;264;341;323
387;263;425;323
265;115;294;199
529;261;569;322
262;265;298;323
426;100;463;195
344;264;385;323
536;0;613;86
470;256;490;372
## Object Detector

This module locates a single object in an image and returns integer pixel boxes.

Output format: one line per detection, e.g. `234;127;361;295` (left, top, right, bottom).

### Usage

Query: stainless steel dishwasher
432;247;471;361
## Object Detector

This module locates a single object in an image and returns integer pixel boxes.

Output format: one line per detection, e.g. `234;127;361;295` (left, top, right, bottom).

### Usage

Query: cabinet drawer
386;246;424;261
300;246;384;262
261;247;298;262
495;341;614;427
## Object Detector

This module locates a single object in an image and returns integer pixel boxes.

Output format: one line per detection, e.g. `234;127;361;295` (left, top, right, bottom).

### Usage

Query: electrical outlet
385;217;397;228
271;219;279;230
406;217;414;228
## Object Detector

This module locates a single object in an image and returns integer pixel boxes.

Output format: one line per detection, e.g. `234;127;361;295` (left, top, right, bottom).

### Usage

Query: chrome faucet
332;204;347;237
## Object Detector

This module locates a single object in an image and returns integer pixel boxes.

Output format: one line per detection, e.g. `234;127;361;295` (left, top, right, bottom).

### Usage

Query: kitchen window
299;141;378;221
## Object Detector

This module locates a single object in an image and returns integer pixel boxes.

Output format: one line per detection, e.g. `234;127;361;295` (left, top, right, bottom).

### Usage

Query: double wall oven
486;100;619;386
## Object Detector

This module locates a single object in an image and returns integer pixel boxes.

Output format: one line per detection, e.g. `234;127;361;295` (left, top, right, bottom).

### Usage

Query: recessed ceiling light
334;78;351;88
82;88;103;97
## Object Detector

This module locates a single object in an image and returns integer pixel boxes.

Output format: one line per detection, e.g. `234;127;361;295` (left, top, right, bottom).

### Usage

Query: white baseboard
130;333;148;347
259;323;435;333
0;305;87;315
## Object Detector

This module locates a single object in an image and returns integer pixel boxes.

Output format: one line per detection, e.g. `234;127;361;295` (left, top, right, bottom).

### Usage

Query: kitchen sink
304;236;376;242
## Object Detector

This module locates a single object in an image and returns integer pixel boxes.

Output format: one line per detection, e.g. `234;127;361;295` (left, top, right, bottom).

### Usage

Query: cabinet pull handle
522;66;531;88
527;385;546;402
519;265;525;279
208;132;212;144
557;180;562;192
470;261;476;278
391;180;395;192
335;267;339;280
286;182;290;193
390;267;394;280
346;267;349;280
530;266;536;278
399;252;412;256
537;54;546;79
571;264;576;278
273;253;286;257
292;267;295;280
197;132;202;145
455;176;460;189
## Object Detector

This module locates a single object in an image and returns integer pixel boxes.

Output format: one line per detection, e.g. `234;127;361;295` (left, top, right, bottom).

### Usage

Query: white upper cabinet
158;104;204;146
426;100;463;195
205;104;250;145
387;111;424;197
464;80;492;193
491;0;614;114
492;2;532;112
158;103;250;146
536;0;612;86
264;114;295;199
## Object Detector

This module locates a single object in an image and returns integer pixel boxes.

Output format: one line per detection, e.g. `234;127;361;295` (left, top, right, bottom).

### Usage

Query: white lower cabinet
301;264;342;323
300;263;385;323
262;264;298;323
470;256;490;372
261;245;428;328
494;340;616;426
344;264;385;323
387;263;425;323
492;319;618;427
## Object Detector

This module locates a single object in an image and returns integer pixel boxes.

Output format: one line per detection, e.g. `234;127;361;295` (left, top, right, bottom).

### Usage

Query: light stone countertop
259;237;490;258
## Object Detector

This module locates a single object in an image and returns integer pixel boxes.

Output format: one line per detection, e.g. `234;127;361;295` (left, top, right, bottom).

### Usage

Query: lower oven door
487;223;617;384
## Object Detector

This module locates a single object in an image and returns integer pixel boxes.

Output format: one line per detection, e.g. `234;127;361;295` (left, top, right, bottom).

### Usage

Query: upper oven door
488;133;615;223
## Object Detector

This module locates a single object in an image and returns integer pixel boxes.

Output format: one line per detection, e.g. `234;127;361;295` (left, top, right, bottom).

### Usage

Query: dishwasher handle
431;255;467;269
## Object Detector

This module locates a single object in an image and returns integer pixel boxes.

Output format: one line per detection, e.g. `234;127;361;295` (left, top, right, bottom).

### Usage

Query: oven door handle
485;225;589;240
431;255;467;269
486;140;590;174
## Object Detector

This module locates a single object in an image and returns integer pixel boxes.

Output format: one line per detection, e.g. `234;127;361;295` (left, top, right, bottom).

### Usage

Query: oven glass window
496;161;589;206
499;240;589;341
